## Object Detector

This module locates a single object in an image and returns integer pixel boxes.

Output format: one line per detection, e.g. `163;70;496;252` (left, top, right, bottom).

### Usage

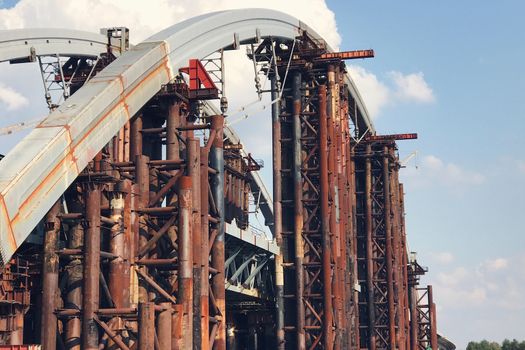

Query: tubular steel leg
41;200;61;350
130;113;143;159
383;146;397;350
109;186;128;309
136;154;150;303
428;286;438;350
271;75;285;350
409;283;418;350
138;302;155;350
65;189;84;350
210;114;226;350
318;84;333;349
365;144;376;350
200;147;210;350
187;137;202;350
158;302;173;350
178;176;193;349
292;72;305;350
327;65;342;349
83;186;101;350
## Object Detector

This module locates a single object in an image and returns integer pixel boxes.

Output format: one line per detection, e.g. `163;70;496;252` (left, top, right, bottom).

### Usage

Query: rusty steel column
187;137;202;350
130;113;143;159
210;114;226;350
318;84;333;348
65;188;84;350
351;147;360;350
41;200;61;350
328;65;343;349
178;175;193;348
365;143;376;350
199;146;210;350
158;302;173;350
83;185;101;350
167;102;181;162
428;286;438;350
383;146;397;350
136;154;150;303
292;72;305;350
138;302;155;350
409;280;418;350
109;185;129;309
271;75;285;350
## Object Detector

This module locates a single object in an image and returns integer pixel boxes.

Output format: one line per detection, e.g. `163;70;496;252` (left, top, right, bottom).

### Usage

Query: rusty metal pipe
109;186;129;309
187;137;203;350
136;154;150;303
41;200;61;350
383;146;397;349
271;75;285;350
292;72;306;350
178;175;193;348
318;84;334;348
428;285;438;350
158;302;172;350
82;186;101;350
138;302;155;350
365;144;376;350
210;114;226;350
200;146;210;350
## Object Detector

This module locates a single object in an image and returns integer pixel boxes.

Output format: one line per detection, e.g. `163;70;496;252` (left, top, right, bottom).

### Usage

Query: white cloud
347;65;435;118
388;71;435;103
429;251;455;264
402;154;485;190
481;257;508;272
0;82;28;111
0;0;341;48
432;253;525;313
347;65;390;118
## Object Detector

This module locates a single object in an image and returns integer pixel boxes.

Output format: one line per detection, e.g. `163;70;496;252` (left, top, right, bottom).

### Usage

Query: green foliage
501;339;525;350
466;339;525;350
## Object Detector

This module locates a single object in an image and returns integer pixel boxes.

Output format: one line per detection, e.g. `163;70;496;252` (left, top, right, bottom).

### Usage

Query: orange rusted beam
319;49;374;60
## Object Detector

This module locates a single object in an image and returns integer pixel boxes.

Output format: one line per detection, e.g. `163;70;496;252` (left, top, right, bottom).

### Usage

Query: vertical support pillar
109;185;129;308
292;72;305;350
210;114;226;350
41;200;61;350
178;176;193;348
409;280;418;350
187;138;202;350
83;186;101;350
365;143;376;350
271;75;285;350
136;154;150;303
166;102;181;162
327;65;343;349
383;146;397;350
200;147;210;350
130;113;143;159
428;286;438;350
65;191;83;350
138;302;155;350
318;84;334;348
158;302;173;350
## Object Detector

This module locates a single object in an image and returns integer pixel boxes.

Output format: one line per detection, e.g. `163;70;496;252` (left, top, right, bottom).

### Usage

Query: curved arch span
0;8;373;264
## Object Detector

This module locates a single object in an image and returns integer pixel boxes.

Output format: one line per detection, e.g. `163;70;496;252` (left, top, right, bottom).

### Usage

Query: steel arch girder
0;8;374;264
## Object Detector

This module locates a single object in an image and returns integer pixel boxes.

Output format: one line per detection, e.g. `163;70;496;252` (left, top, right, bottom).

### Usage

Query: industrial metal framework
0;9;443;350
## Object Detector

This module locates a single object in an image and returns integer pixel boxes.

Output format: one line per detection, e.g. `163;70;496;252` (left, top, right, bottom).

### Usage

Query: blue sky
328;0;525;346
0;0;523;348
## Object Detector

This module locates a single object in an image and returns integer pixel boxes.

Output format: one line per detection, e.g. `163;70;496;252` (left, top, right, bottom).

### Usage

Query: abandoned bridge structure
0;9;441;350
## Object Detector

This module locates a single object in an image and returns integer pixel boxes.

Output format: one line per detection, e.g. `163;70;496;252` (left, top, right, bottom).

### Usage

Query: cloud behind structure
0;82;28;111
348;65;436;118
